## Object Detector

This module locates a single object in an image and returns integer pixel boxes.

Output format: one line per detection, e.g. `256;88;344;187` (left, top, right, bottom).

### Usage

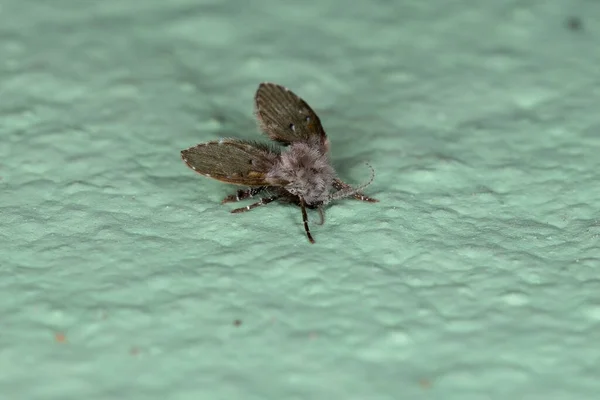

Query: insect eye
289;123;295;131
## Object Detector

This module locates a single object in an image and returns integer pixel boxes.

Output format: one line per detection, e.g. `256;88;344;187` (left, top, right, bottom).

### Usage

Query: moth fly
181;82;378;243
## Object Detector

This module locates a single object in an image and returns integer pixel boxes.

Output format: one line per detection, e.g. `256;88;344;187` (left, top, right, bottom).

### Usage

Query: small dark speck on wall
566;16;582;31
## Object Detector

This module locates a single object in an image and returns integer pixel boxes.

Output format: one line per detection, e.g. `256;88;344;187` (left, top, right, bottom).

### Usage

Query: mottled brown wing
181;139;283;186
254;82;328;146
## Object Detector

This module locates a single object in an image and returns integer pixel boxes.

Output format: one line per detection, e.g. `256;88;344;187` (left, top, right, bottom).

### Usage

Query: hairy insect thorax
266;141;335;205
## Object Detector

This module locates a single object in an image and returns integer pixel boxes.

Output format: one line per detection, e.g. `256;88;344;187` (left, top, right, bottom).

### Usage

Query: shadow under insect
181;82;378;244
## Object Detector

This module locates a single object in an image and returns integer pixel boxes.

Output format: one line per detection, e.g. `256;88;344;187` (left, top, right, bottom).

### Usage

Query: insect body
181;82;378;243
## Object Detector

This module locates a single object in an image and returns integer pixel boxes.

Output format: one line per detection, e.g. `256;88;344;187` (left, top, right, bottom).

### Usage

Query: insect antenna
326;162;376;203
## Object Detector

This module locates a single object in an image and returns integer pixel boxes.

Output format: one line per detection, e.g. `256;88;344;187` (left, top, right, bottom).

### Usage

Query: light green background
1;1;599;399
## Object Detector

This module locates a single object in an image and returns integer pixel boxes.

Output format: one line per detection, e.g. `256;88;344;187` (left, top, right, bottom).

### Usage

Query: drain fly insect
181;82;378;243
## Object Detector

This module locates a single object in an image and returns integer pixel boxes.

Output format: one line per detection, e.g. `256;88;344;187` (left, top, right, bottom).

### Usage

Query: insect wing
181;139;278;186
254;82;327;146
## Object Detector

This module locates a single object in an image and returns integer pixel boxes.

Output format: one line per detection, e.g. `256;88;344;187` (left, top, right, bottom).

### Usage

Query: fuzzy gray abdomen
266;142;335;205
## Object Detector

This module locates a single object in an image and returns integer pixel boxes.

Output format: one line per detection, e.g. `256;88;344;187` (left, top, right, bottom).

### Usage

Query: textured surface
1;1;599;399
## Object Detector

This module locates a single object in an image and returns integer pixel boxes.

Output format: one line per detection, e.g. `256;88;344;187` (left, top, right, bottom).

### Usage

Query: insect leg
221;187;267;204
230;195;279;213
332;178;378;202
317;205;325;225
300;197;315;244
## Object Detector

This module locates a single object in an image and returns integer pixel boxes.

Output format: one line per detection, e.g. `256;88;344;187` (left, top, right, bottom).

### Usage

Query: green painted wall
2;1;598;399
